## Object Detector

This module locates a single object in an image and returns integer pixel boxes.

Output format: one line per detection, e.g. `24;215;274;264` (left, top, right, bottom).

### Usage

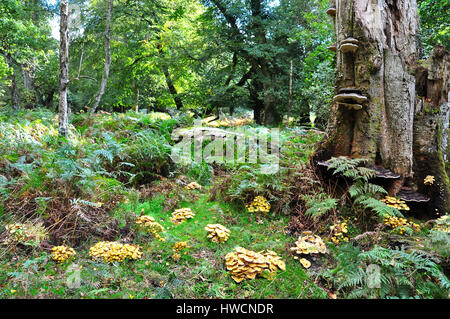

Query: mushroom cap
327;44;336;52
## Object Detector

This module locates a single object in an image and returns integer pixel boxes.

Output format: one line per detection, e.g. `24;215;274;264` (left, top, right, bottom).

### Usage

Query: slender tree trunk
58;0;69;137
287;60;293;125
4;53;20;109
91;0;113;114
157;42;183;110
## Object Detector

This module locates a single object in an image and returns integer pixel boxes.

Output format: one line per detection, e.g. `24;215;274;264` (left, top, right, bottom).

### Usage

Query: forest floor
0;108;448;299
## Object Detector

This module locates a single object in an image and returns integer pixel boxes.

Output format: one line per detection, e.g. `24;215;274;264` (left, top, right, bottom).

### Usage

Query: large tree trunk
316;0;449;213
58;0;69;137
413;45;450;213
91;0;113;114
317;0;418;191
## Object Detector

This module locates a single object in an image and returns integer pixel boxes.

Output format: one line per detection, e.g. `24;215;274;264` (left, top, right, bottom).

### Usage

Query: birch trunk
91;0;113;114
58;0;69;137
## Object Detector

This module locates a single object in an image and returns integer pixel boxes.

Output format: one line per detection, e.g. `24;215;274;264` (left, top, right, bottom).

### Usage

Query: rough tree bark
414;45;450;214
91;0;113;114
4;53;20;109
58;0;69;137
316;0;450;213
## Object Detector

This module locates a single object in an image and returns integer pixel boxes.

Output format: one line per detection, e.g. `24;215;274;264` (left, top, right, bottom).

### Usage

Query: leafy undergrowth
0;108;449;299
0;193;326;299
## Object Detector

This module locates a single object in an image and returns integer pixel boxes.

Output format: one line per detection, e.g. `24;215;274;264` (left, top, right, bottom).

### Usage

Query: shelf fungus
326;6;336;17
224;247;285;283
290;231;327;255
333;91;367;110
205;224;231;243
339;38;359;54
327;44;336;52
170;208;195;224
396;188;430;203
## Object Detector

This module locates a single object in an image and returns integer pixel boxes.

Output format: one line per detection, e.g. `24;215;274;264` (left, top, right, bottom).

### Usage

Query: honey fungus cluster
290;231;327;255
246;196;271;214
224;247;285;283
205;224;230;243
51;245;76;263
185;182;201;190
136;215;165;241
383;215;420;234
170;208;195;224
381;196;410;211
89;241;143;263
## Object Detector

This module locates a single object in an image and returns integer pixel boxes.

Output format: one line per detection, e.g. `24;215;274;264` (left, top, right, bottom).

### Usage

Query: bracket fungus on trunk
396;187;430;203
327;44;337;52
333;91;367;110
339;37;359;54
326;6;336;17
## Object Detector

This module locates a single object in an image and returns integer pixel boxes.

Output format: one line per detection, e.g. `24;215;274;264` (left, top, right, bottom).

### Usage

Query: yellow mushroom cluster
170;208;195;224
185;182;201;190
290;231;327;255
172;241;188;261
424;175;435;185
261;250;286;273
383;215;420;234
136;216;165;241
51;245;76;263
89;241;143;263
381;196;410;211
330;221;349;245
205;224;230;243
433;215;449;233
246;196;271;214
300;258;311;269
224;247;285;283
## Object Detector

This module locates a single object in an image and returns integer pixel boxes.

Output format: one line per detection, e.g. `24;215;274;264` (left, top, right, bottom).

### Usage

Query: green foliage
325;244;449;299
303;193;337;220
418;0;450;54
326;156;403;218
